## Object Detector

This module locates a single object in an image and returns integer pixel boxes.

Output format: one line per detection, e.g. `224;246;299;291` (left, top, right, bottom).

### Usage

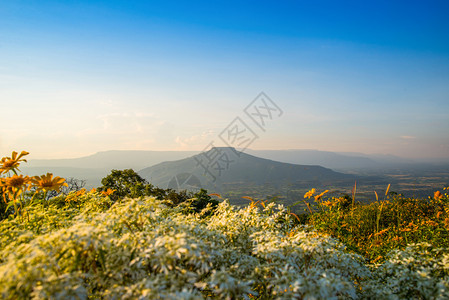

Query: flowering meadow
1;151;449;299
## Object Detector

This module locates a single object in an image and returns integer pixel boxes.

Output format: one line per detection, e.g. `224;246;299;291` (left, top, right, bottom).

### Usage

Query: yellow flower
314;190;329;201
65;189;87;203
385;184;391;196
249;200;260;209
0;174;31;202
372;255;383;263
65;194;76;203
392;236;403;242
31;173;68;193
304;188;316;199
434;191;443;200
424;220;438;227
374;228;389;236
0;151;29;174
100;188;115;196
322;200;333;207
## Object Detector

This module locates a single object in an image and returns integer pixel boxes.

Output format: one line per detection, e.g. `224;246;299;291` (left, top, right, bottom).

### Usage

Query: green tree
191;189;218;213
98;171;218;214
98;169;149;201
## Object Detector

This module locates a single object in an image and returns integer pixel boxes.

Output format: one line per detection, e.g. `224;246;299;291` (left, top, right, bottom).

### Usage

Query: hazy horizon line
23;147;449;162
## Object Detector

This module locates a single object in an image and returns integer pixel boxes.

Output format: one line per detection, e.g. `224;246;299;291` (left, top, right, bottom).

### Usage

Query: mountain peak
139;149;355;192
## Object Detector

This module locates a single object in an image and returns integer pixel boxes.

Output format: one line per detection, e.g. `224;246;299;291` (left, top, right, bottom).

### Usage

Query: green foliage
97;169;149;201
0;194;370;299
364;243;449;299
191;189;219;213
2;154;449;298
165;189;190;205
0;193;8;221
306;188;449;263
97;170;219;214
1;189;449;298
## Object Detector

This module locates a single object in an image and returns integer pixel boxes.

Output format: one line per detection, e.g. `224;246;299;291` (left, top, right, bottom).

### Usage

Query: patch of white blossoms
0;196;448;299
363;243;449;299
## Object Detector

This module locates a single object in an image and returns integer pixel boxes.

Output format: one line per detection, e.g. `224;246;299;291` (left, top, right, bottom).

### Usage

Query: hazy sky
1;0;449;159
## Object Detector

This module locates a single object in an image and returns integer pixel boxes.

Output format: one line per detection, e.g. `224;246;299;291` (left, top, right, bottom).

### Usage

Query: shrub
98;171;219;214
97;169;148;201
0;194;371;299
2;151;449;299
306;187;449;263
363;243;449;299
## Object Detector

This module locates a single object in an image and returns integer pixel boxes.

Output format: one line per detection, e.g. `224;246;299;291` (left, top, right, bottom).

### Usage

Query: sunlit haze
1;1;449;160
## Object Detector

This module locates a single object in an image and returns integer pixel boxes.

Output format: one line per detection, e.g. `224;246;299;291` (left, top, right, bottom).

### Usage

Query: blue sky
1;0;448;159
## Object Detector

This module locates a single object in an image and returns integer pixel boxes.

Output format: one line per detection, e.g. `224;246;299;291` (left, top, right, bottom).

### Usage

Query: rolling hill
138;147;358;193
22;148;434;194
22;150;197;188
25;150;198;170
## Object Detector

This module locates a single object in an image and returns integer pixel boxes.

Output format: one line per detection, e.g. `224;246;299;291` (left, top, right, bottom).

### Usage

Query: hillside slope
138;147;356;191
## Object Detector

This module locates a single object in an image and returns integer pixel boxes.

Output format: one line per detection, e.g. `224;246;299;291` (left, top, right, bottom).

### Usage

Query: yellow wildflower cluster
0;151;29;175
65;188;87;203
374;228;389;237
65;188;112;204
100;188;115;197
434;191;443;200
303;188;329;202
304;188;316;199
242;196;268;209
0;151;68;217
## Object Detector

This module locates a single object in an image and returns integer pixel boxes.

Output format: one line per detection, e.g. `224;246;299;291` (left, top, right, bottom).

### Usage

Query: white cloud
400;135;416;140
96;112;157;132
175;130;215;149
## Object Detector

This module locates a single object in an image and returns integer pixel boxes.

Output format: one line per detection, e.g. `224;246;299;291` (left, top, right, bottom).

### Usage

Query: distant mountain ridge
22;150;197;188
26;149;424;172
22;148;443;189
25;150;197;170
246;149;378;170
138;147;357;192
